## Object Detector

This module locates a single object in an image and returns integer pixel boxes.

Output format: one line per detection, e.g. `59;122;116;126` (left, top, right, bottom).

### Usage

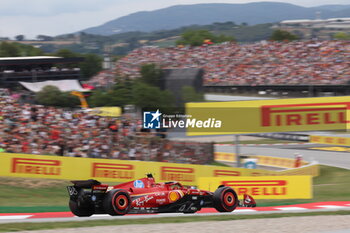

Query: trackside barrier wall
215;152;309;168
310;135;350;146
0;153;319;186
198;176;312;199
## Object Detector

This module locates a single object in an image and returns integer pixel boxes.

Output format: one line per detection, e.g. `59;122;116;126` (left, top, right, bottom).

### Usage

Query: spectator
110;40;350;86
0;95;213;164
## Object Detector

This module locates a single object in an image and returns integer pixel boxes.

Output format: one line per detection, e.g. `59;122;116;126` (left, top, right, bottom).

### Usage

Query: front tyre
213;187;238;212
69;200;94;217
103;189;131;216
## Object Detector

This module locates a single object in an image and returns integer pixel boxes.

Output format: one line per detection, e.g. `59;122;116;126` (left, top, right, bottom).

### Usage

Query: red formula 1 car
67;174;256;216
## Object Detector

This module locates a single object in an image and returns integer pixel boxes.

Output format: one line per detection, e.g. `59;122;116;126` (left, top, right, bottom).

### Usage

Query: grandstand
204;84;350;97
0;94;213;164
114;40;350;96
0;56;84;88
277;17;350;39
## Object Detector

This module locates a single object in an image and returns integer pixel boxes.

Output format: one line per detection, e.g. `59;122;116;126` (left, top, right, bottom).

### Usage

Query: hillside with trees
80;2;350;35
41;22;273;55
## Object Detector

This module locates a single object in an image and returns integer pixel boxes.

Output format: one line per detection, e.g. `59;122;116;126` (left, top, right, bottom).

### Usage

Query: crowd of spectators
87;70;116;88
114;40;350;86
0;96;213;165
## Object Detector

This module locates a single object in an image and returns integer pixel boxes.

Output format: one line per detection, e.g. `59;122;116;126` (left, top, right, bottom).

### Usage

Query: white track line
275;207;306;211
0;215;32;220
233;209;257;212
89;214;110;217
317;205;347;209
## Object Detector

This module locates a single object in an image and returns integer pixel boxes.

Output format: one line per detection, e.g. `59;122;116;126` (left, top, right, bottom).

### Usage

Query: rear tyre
69;200;94;217
213;187;238;212
103;189;131;216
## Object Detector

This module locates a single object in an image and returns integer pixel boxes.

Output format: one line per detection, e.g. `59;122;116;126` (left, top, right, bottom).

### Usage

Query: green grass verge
0;178;68;209
210;161;231;167
1;211;350;232
0;206;68;213
0;165;349;213
253;165;350;207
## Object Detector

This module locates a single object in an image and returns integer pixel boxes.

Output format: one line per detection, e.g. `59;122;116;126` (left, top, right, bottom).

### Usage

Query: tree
140;64;163;87
89;78;131;107
216;34;235;43
333;32;350;40
181;86;204;103
110;80;134;106
176;29;235;46
132;81;174;109
89;79;174;109
35;86;79;107
89;80;134;107
18;43;44;56
0;42;43;57
270;30;298;41
79;53;103;80
36;86;63;106
59;92;81;107
54;49;102;79
0;42;21;57
177;30;214;46
89;90;114;107
15;35;25;41
55;49;76;58
88;63;175;108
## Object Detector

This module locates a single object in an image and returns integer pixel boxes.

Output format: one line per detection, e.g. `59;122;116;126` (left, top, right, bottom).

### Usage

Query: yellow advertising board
198;176;312;199
90;107;122;117
310;135;350;146
186;96;350;135
0;153;258;186
308;146;350;152
215;152;308;168
276;164;319;177
0;153;319;186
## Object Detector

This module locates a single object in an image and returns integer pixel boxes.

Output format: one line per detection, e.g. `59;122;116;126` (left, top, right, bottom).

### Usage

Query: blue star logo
143;109;162;129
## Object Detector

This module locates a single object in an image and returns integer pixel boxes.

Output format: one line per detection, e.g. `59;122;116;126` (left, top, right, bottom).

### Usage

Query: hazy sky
0;0;349;39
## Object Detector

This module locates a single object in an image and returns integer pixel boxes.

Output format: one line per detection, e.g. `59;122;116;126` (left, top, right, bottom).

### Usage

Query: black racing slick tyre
69;200;94;217
213;187;238;212
103;189;131;216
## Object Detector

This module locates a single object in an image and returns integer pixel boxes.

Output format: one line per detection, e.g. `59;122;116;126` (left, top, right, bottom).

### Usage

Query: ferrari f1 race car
67;174;256;216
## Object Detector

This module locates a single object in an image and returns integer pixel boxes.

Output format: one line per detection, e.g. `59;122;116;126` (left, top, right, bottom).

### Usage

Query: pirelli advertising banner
215;152;309;169
310;135;350;146
185;96;350;135
0;153;265;185
0;153;318;185
198;176;312;199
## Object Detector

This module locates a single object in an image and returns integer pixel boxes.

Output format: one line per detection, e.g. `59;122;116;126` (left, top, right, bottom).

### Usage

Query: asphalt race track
216;144;350;169
1;202;349;223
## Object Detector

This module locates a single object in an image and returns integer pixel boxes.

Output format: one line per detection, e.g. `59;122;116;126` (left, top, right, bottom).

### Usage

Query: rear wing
70;179;101;188
67;179;106;200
